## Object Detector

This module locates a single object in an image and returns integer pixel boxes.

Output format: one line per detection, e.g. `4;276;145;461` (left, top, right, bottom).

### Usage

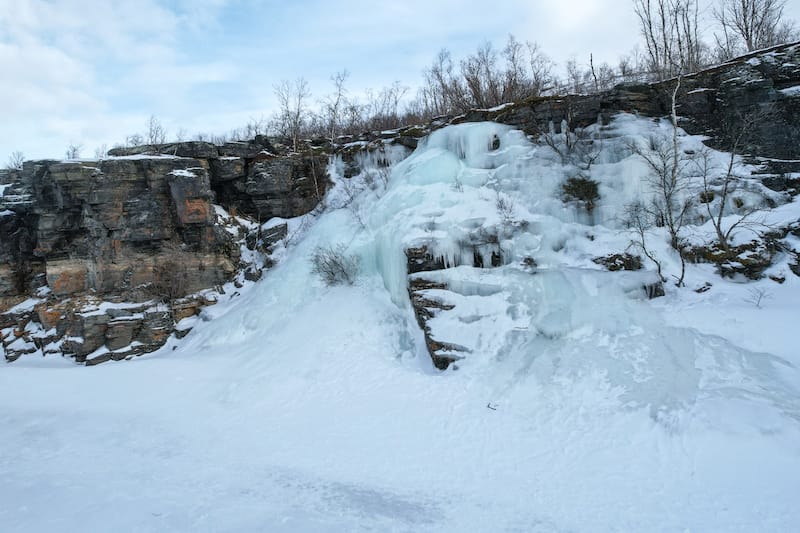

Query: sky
0;0;798;162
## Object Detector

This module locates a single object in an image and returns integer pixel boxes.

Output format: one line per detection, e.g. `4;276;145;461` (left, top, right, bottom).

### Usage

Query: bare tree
618;49;645;83
94;144;108;160
714;0;797;57
414;35;555;118
743;286;772;308
526;41;555;96
541;101;602;169
418;48;463;117
243;116;268;138
146;115;167;146
495;191;517;226
274;77;311;152
6;151;24;170
321;70;349;142
65;143;82;160
502;34;528;102
565;58;591;94
628;79;692;285
153;242;189;305
693;147;765;251
633;0;705;78
692;107;772;250
626;200;666;282
361;81;409;131
461;43;497;109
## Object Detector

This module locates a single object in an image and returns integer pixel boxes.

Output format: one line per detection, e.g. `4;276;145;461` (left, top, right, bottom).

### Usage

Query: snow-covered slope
2;116;799;532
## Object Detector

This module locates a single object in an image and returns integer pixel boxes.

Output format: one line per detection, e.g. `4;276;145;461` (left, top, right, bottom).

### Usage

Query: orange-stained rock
46;261;88;296
36;306;64;331
179;198;211;225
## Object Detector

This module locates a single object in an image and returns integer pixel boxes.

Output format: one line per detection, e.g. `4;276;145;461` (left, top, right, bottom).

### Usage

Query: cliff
0;139;330;363
455;41;800;162
2;42;799;365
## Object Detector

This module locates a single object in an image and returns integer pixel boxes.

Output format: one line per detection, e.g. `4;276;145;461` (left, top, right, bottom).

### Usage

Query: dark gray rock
214;153;330;220
218;142;264;159
209;157;247;182
447;42;800;161
0;157;237;300
108;142;219;159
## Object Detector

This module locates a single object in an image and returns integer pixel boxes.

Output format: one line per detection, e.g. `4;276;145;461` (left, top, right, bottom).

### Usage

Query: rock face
108;138;330;221
213;153;329;221
452;42;800;162
405;238;504;370
2;157;236;300
0;294;218;365
406;265;464;371
673;43;800;160
1;142;331;363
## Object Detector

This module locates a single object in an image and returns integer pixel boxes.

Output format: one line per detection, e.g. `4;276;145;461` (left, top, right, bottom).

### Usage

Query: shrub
154;257;188;303
562;177;600;211
310;244;360;286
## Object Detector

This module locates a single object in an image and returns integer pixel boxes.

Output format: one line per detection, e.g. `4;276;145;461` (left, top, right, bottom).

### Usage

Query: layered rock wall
1;140;331;362
455;42;800;162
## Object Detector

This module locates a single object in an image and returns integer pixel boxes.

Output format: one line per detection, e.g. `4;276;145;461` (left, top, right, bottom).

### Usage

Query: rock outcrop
108;137;330;221
452;41;800;162
1;141;331;363
1;157;236;301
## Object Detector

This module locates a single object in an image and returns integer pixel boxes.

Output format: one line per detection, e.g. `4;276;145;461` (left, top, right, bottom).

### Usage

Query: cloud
7;0;791;162
0;0;239;159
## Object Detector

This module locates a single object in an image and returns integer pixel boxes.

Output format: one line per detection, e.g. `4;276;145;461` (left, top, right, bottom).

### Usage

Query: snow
4;297;43;314
107;153;181;160
78;300;157;317
169;168;199;178
480;102;514;112
2;116;800;531
779;85;800;96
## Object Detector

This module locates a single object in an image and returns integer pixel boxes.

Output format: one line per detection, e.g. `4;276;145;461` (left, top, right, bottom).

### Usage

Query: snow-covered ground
2;117;799;532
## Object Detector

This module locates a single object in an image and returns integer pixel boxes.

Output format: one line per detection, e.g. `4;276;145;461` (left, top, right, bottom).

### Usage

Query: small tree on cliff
274;77;311;152
714;0;798;58
633;0;704;78
153;242;189;305
65;143;82;160
5;151;24;170
626;79;692;286
692;106;774;251
146;115;167;146
321;70;349;143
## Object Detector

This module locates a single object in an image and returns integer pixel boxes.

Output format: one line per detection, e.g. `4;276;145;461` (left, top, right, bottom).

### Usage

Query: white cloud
0;0;237;159
1;0;797;163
